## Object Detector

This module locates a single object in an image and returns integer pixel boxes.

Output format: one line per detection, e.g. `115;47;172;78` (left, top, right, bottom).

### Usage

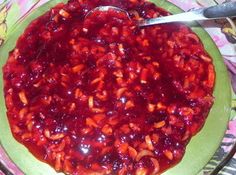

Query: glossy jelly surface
3;0;215;174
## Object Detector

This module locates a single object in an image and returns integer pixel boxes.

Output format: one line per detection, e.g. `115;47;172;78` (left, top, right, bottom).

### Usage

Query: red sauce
3;0;215;174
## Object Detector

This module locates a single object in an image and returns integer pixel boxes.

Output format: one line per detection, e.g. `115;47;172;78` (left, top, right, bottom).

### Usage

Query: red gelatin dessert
3;0;215;174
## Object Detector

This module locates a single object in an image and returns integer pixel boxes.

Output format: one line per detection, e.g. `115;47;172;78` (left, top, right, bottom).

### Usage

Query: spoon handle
139;2;236;27
204;2;236;18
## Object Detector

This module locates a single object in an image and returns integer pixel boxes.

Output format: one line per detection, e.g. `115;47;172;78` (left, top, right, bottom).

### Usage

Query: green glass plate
0;0;231;175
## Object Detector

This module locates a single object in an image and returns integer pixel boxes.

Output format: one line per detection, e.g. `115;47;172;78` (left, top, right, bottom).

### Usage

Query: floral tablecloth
0;0;235;175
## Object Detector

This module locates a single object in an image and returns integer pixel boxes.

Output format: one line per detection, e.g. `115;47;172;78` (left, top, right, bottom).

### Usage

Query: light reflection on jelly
97;134;106;143
120;97;126;104
80;144;90;154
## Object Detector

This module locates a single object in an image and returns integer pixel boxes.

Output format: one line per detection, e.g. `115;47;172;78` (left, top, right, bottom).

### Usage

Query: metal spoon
86;2;236;27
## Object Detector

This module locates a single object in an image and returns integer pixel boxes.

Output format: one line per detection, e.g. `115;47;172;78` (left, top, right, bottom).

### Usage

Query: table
0;0;235;174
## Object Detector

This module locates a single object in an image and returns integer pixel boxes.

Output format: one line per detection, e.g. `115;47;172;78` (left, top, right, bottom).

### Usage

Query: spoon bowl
85;6;130;20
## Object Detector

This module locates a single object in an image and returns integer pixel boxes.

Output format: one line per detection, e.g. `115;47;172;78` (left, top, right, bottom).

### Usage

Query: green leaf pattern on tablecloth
0;0;41;46
0;5;7;23
0;5;7;46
